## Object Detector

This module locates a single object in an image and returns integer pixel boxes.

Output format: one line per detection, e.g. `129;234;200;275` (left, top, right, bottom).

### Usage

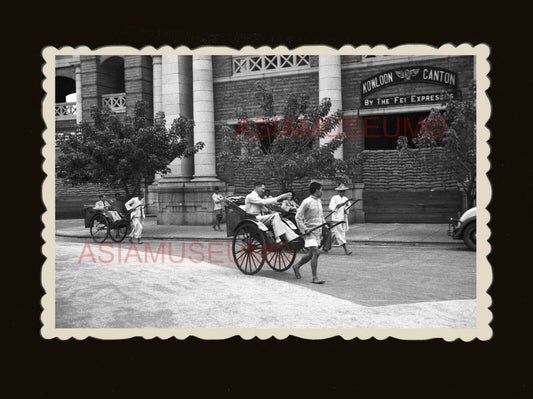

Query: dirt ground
48;241;477;336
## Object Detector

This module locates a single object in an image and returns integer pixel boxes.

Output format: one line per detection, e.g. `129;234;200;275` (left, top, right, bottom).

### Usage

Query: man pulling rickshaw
223;181;359;282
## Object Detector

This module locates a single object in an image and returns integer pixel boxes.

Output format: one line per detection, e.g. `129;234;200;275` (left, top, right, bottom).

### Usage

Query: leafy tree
397;96;476;209
56;101;204;197
217;82;358;192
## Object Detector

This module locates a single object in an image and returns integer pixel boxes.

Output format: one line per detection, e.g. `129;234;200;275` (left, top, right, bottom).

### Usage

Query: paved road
49;237;477;331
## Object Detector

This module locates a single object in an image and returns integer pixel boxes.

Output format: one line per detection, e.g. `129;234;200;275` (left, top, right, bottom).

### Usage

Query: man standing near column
212;186;225;231
126;191;145;244
329;184;352;255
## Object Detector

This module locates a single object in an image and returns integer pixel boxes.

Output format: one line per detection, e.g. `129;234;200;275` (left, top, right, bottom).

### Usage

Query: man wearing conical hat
328;183;352;255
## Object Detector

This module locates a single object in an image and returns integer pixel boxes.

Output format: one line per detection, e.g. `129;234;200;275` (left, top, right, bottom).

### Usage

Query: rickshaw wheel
110;221;129;242
90;214;109;243
232;224;267;275
266;242;297;272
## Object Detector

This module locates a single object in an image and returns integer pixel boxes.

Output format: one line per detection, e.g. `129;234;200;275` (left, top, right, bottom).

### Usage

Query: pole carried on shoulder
284;199;361;242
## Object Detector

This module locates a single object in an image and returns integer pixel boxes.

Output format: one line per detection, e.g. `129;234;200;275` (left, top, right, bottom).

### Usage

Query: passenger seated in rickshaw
280;191;299;213
111;193;127;218
94;194;121;223
245;182;300;243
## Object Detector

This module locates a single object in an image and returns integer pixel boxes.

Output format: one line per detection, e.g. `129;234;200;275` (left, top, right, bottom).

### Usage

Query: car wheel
463;223;476;251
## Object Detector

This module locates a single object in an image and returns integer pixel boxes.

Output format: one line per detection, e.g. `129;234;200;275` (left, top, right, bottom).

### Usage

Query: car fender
459;207;476;223
454;217;476;238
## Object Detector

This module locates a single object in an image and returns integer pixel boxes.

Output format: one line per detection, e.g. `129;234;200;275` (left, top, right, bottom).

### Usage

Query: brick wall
56;178;128;219
125;55;153;119
212;56;232;79
213;63;319;191
341;55;362;64
213;71;319;121
80;56;99;120
56;119;77;134
217;156;313;199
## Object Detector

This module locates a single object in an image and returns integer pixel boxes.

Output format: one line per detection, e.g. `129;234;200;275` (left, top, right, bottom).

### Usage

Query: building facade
55;54;475;223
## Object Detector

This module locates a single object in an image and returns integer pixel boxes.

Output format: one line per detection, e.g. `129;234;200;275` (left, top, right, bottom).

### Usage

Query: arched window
100;56;125;94
55;76;76;119
100;56;126;112
56;76;76;103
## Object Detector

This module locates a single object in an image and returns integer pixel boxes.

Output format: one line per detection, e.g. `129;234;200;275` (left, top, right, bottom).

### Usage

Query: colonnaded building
55;54;475;224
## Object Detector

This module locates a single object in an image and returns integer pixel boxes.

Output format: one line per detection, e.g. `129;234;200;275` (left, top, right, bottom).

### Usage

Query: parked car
448;207;476;250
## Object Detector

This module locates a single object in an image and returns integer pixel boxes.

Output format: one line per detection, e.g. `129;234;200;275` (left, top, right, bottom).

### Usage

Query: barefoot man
292;181;326;284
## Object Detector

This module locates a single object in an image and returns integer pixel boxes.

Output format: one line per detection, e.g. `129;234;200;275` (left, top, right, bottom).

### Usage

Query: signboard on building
362;91;458;108
361;66;459;108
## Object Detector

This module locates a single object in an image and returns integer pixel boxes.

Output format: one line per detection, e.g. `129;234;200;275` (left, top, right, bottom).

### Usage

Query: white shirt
94;199;111;211
212;193;224;210
245;190;278;215
125;197;145;219
329;194;350;222
295;196;325;233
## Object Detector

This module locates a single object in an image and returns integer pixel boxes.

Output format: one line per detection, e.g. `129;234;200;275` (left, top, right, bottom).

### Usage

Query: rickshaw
223;195;359;275
84;206;132;243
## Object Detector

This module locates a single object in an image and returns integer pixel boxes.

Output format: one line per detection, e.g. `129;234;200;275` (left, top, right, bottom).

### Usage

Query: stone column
319;55;343;159
75;65;82;124
191;55;218;181
147;56;163;213
152;56;162;116
161;55;194;181
157;56;226;225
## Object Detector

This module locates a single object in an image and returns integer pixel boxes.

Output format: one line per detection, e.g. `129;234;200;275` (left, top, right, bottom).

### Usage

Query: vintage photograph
42;45;491;339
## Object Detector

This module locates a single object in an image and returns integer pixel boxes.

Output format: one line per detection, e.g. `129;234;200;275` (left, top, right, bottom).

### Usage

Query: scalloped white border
41;44;492;340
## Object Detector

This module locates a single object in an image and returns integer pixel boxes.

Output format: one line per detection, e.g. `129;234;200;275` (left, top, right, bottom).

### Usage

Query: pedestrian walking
329;184;352;255
125;191;145;244
212;186;225;231
292;182;326;284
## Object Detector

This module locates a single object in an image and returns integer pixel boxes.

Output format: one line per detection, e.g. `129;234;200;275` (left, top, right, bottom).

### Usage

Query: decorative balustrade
102;93;126;113
55;102;77;120
232;55;311;75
